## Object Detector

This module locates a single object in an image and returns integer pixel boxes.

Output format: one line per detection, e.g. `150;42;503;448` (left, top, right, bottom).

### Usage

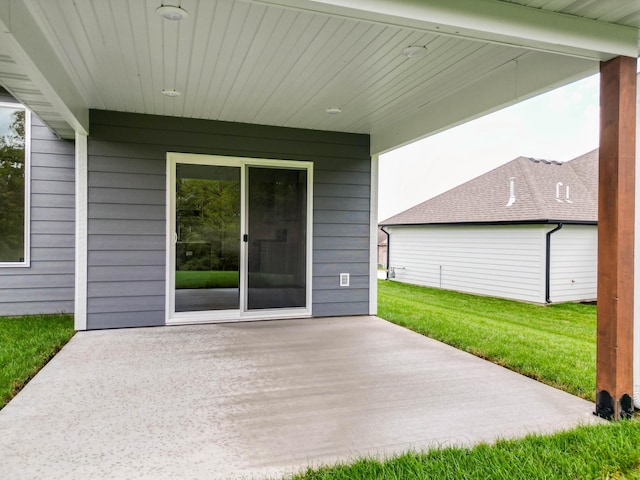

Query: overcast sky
378;73;600;221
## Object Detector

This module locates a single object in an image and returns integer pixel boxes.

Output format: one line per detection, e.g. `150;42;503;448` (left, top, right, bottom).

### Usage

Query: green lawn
290;420;640;479
175;270;239;289
378;280;596;401
287;281;638;480
1;286;637;479
0;314;74;409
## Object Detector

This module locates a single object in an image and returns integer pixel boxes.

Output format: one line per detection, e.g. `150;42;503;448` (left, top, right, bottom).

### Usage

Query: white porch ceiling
0;0;638;153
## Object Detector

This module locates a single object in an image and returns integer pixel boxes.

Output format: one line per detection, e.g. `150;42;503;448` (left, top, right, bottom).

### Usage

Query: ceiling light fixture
401;46;427;59
162;89;182;97
156;5;189;21
325;107;342;115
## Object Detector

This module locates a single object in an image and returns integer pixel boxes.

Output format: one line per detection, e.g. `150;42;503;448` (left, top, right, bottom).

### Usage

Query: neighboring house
381;150;598;304
377;228;388;268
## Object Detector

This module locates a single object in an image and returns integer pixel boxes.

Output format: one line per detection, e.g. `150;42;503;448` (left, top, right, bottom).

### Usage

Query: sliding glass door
167;155;312;323
247;167;307;310
174;164;241;312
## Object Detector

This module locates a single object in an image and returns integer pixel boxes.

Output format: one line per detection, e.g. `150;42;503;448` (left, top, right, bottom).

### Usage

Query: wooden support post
596;55;637;420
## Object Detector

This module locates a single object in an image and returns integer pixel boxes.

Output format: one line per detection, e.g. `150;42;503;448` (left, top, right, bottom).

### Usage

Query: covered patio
0;0;638;422
0;316;600;479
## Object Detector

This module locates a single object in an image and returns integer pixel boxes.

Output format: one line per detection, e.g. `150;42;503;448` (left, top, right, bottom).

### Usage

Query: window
0;102;29;266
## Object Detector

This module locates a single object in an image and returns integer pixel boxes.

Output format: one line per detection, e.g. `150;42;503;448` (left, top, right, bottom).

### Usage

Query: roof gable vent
506;177;516;207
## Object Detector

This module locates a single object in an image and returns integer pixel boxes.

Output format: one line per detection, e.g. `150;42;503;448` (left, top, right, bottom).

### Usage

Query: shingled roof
381;149;598;226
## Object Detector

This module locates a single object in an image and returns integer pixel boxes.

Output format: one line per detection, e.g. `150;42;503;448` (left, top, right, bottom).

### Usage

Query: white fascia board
0;0;88;137
253;0;638;60
371;51;597;155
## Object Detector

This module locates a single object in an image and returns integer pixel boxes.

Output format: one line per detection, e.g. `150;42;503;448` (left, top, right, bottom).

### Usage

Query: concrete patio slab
0;316;601;479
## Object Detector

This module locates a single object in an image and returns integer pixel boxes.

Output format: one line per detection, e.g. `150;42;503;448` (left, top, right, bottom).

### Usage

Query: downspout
545;223;563;304
381;226;390;280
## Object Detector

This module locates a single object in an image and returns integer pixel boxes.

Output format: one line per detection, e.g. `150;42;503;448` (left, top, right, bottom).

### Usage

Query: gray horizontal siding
314;162;371;315
90;187;165;205
314;263;370;276
314;302;370;317
0;273;75;289
31;234;74;248
313;237;369;250
32;179;74;195
88;296;166;314
86;311;165;329
88;281;165;297
89;204;165;220
314;197;370;212
313;275;369;289
89;251;164;266
89;124;368;160
0;93;75;317
2;301;75;316
32;194;75;208
86;109;370;329
88;235;165;251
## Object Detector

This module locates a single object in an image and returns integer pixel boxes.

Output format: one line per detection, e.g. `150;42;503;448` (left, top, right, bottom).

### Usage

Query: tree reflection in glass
0;108;25;263
175;165;240;312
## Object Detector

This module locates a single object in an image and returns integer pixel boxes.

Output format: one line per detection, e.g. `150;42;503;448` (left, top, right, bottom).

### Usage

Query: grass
175;270;239;289
377;280;596;401
289;420;640;479
0;313;74;409
287;281;638;480
0;288;635;478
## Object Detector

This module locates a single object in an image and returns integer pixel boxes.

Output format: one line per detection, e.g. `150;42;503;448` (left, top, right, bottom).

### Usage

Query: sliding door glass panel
247;167;307;310
175;164;240;312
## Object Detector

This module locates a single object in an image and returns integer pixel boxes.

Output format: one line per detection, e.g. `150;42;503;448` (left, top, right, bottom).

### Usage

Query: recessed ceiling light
162;89;182;97
401;46;427;58
325;107;342;115
156;5;188;21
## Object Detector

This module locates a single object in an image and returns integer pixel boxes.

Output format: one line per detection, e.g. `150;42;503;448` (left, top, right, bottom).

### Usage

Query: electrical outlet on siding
340;273;350;287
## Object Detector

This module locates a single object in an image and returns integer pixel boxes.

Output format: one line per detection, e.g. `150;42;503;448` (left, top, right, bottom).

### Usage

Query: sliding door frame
165;153;313;325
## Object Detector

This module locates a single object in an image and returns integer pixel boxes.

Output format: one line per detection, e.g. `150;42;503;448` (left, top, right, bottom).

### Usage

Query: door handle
243;234;248;243
173;232;178;244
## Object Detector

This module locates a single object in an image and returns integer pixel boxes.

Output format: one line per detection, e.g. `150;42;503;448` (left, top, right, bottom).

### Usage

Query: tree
176;177;241;271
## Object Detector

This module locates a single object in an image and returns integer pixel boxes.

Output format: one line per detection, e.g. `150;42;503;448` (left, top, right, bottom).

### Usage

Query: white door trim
165;153;313;325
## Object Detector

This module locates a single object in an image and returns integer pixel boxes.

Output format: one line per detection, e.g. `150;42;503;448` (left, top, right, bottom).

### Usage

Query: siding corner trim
74;132;88;330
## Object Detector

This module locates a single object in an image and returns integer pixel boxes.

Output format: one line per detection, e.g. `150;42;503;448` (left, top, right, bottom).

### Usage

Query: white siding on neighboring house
387;225;547;303
549;224;597;302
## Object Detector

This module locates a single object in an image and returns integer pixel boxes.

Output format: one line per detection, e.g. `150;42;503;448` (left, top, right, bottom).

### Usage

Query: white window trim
0;102;31;268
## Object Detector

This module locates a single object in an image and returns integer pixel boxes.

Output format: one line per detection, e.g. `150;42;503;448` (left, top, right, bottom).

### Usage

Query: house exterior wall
549;224;597;302
0;92;75;316
86;110;371;330
378;245;387;267
387;224;547;303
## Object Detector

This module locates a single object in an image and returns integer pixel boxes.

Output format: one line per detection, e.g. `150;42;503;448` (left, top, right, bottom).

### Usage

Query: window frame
0;101;31;268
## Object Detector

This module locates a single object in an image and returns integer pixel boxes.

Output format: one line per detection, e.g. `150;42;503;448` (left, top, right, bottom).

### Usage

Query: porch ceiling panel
2;0;638;151
26;0;537;135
